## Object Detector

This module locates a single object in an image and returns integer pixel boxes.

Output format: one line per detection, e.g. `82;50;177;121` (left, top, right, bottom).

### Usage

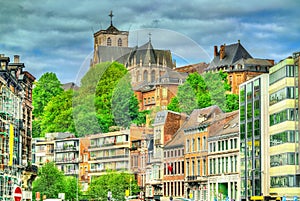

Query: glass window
107;37;112;46
117;38;122;46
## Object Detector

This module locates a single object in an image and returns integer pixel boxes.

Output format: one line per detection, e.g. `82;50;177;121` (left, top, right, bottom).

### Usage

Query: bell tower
93;11;129;48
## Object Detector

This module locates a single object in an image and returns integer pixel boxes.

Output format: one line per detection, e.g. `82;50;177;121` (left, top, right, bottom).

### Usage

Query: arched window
107;37;112;46
118;38;122;46
144;70;148;82
151;70;155;82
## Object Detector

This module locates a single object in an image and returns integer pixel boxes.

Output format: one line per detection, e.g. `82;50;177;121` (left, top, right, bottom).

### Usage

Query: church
92;11;187;111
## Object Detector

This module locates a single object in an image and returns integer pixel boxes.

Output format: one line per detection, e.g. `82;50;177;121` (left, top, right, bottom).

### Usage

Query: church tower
94;11;128;52
93;11;129;64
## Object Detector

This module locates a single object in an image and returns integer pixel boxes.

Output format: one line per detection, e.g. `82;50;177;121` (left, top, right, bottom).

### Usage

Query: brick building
205;41;274;94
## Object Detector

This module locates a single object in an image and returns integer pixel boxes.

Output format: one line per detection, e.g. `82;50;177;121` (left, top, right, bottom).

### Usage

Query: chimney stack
220;44;226;60
14;55;20;63
214;46;218;57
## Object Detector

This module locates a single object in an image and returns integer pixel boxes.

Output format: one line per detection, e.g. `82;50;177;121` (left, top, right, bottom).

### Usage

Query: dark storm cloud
0;0;299;83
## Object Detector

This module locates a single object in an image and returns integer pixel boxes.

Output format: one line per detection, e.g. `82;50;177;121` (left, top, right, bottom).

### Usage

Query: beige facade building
268;57;299;198
207;111;239;201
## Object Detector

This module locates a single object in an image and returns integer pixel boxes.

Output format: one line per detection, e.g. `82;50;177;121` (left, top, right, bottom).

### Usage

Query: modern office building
239;74;269;200
268;56;299;197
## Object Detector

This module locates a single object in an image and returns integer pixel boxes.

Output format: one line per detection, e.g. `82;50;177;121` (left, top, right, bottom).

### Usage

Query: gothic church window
151;70;155;82
118;38;122;46
107;37;112;46
144;70;148;82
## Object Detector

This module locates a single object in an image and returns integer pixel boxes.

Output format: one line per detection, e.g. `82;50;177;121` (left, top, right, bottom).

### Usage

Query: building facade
184;106;223;201
207;111;239;201
239;74;269;199
54;138;80;176
268;57;299;197
0;54;37;201
145;110;185;201
205;41;273;94
88;130;131;179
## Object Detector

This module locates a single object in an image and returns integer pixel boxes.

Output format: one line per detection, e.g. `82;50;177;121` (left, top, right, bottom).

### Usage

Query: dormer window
107;37;112;46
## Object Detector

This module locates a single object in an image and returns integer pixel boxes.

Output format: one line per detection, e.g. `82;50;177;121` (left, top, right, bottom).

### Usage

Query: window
144;70;148;82
118;38;122;46
198;137;201;151
107;37;112;46
203;136;206;150
192;139;195;152
203;159;206;176
186;140;190;153
151;70;155;82
197;159;200;175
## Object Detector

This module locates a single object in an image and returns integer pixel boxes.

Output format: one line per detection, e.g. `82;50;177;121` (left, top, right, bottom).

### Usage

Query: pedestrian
170;195;173;201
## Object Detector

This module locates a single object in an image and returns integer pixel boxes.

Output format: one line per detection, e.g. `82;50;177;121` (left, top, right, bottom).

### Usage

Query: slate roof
208;110;239;138
232;58;273;67
97;46;134;63
97;41;173;68
164;105;223;149
153;110;181;125
206;42;252;71
62;82;79;91
133;67;188;91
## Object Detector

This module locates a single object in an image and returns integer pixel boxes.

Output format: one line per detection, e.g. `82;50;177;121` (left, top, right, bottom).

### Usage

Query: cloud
0;0;299;83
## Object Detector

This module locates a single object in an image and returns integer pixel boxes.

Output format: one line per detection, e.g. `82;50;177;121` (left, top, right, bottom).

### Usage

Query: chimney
220;44;226;60
214;46;218;57
14;55;20;63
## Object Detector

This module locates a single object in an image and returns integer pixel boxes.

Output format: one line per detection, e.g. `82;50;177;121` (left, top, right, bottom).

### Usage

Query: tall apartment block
239;74;269;200
268;56;299;197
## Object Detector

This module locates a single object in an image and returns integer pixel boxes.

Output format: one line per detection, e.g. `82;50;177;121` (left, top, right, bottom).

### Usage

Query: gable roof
164;105;223;149
206;42;252;71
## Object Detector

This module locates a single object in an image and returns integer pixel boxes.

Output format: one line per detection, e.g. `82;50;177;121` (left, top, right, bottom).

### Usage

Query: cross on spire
109;10;114;26
148;32;152;42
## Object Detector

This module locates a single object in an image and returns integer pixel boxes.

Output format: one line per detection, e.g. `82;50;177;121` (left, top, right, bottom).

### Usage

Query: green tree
94;62;128;132
32;72;63;137
167;72;211;113
32;162;81;201
177;82;198;114
203;72;226;111
32;72;63;118
87;171;139;201
167;96;180;113
73;62;141;135
40;90;75;136
225;93;239;112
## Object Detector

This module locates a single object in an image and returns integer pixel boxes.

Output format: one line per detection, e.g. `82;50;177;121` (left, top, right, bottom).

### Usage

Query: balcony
55;146;78;152
55;158;79;164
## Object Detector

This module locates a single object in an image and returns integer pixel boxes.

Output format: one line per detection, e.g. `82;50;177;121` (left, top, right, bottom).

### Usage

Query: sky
1;0;300;84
